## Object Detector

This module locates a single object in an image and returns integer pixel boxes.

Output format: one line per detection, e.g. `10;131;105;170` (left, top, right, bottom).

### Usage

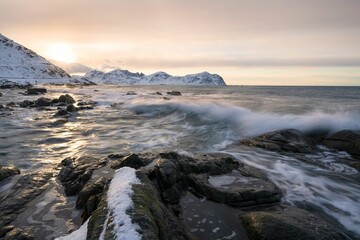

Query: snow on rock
101;167;142;240
85;69;227;86
0;33;70;79
56;218;90;240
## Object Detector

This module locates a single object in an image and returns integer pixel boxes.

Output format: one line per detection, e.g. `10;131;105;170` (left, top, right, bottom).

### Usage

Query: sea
1;85;360;238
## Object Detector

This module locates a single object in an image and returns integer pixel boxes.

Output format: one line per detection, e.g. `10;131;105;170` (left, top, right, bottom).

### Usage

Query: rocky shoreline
0;87;359;240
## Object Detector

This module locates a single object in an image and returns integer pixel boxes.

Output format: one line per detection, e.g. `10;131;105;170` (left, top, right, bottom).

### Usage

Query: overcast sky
1;0;360;85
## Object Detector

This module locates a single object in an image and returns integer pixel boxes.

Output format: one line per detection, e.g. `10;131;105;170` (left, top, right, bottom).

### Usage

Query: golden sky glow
45;43;77;63
1;0;360;85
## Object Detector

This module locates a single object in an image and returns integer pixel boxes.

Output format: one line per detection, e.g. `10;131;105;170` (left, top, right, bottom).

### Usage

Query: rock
154;92;162;95
131;171;187;239
0;105;14;111
162;97;170;100
19;100;34;108
0;92;2;96
58;156;108;196
86;171;187;240
24;88;47;95
0;171;53;229
0;165;20;182
110;153;152;170
126;91;137;95
322;130;360;159
34;97;52;107
66;104;79;112
187;171;281;207
241;129;317;154
76;177;106;216
167;91;182;96
6;102;16;107
54;109;70;117
239;205;351;240
3;227;34;240
58;94;75;104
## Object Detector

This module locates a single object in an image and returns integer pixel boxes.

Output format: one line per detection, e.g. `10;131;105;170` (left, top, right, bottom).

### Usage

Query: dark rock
110;153;152;170
76;177;106;211
131;171;187;239
19;100;34;108
0;104;14;111
6;102;16;107
0;165;20;182
322;130;360;159
54;109;70;117
24;88;47;95
162;97;170;100
58;94;75;104
154;92;162;95
239;205;351;240
0;92;2;97
58;156;108;196
188;171;281;207
126;91;137;95
241;129;317;154
3;227;34;240
34;97;52;107
0;171;53;229
167;91;182;96
66;104;79;112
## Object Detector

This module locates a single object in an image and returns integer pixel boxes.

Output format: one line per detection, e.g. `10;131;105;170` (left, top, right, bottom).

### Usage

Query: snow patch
101;167;142;240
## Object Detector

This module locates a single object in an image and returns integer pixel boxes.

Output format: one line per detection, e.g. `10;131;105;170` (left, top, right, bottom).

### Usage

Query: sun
45;43;76;63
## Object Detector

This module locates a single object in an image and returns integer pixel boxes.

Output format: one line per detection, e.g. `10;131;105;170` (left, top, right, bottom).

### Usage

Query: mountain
0;33;70;79
85;69;226;86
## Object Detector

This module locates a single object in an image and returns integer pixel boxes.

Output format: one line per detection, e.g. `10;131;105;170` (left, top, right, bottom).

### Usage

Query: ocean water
1;85;360;238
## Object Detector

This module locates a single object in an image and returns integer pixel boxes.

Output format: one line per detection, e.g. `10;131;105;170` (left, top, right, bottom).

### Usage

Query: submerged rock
24;87;47;95
167;91;182;96
0;165;20;182
239;205;352;240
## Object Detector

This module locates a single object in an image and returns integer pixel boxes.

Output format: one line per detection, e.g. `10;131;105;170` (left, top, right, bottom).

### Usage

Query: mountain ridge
85;69;227;86
0;33;70;79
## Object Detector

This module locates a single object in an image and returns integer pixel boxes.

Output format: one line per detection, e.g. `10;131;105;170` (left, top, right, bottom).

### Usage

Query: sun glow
45;43;76;63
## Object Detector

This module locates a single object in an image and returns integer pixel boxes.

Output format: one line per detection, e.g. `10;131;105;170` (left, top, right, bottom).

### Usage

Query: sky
1;0;360;85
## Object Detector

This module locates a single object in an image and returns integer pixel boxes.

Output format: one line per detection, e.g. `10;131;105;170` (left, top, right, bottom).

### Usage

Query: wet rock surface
0;165;20;182
0;171;52;239
323;130;360;159
239;204;352;240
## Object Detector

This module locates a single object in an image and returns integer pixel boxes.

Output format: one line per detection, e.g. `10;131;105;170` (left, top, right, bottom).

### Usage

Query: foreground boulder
239;205;351;240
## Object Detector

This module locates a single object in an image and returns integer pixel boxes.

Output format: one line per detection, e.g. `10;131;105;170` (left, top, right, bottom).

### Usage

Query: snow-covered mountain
0;33;70;79
85;69;226;86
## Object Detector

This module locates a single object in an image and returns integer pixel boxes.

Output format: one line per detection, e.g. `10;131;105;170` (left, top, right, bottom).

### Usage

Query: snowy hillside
85;69;226;86
0;33;70;79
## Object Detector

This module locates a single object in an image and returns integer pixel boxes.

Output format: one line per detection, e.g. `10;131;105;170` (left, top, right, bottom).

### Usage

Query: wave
127;101;360;137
